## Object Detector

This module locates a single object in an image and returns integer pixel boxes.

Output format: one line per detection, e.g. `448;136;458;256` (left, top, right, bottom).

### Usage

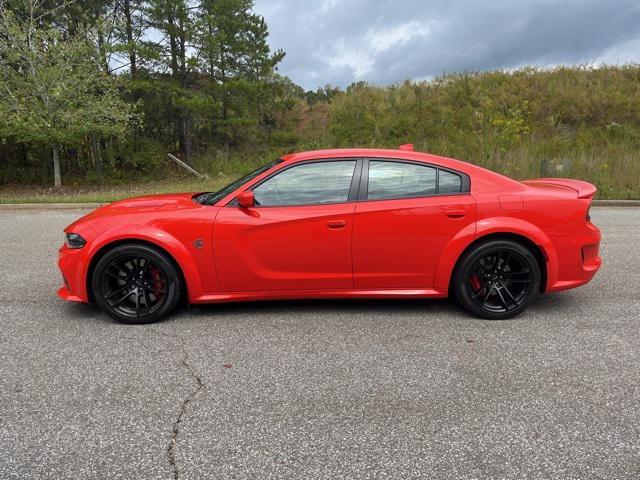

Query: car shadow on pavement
57;292;582;326
185;297;464;319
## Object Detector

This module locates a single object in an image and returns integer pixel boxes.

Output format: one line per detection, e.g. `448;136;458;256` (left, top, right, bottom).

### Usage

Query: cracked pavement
1;207;639;479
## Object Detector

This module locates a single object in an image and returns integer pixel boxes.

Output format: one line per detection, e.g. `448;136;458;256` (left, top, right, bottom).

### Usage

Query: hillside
2;66;640;200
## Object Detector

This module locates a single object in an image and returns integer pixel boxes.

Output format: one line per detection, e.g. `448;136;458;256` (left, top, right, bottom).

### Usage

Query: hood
521;178;597;199
104;192;201;211
64;193;203;234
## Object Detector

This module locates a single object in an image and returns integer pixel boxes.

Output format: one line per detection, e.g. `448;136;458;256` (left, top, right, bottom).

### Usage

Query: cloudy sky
253;0;640;90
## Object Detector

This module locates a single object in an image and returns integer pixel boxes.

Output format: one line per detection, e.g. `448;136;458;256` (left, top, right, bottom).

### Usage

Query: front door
214;160;359;292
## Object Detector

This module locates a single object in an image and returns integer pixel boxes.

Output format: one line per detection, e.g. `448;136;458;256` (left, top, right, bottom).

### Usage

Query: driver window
253;161;356;206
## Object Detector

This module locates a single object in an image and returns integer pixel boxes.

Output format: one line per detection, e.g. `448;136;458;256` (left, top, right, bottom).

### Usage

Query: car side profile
58;146;602;324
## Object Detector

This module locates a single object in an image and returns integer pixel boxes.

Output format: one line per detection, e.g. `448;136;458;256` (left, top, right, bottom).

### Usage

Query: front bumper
546;220;602;292
58;244;90;302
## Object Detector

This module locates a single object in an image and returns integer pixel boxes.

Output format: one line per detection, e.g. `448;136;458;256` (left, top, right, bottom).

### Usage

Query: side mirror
237;190;255;208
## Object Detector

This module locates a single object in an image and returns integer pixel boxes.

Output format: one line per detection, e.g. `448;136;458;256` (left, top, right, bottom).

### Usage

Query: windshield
194;159;282;206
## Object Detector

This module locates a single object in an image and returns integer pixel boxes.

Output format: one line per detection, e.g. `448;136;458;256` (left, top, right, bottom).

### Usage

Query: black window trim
226;157;470;207
227;158;363;208
358;158;470;202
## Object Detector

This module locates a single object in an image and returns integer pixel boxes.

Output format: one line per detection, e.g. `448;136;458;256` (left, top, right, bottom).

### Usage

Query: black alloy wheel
92;244;182;324
453;239;541;320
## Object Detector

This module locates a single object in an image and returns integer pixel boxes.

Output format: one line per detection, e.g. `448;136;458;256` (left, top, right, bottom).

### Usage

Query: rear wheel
92;244;182;324
453;239;541;320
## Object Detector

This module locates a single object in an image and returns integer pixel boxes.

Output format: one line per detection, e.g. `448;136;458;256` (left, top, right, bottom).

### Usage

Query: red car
58;146;601;324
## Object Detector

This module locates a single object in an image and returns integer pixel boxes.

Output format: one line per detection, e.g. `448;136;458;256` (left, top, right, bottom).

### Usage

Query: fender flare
434;217;558;292
82;225;203;302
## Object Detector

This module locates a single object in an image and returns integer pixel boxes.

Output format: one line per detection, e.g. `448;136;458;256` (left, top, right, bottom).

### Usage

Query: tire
92;244;182;324
453;239;541;320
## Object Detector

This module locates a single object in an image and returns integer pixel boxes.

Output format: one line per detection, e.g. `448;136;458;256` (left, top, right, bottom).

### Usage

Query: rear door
214;159;360;292
352;159;476;289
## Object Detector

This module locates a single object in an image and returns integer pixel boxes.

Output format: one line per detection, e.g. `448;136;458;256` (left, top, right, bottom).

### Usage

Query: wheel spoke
507;268;530;277
144;290;153;312
502;252;511;269
481;286;494;304
135;292;141;317
111;290;133;307
106;261;127;277
105;285;128;300
495;287;509;310
142;258;151;276
105;269;124;281
500;281;518;304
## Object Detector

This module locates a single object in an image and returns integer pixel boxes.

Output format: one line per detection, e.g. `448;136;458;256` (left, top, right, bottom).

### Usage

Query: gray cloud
254;0;640;89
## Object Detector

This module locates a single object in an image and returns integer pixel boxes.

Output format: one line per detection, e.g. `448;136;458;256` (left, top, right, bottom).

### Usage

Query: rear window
438;170;462;193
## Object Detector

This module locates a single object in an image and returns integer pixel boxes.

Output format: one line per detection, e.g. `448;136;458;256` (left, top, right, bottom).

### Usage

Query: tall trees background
0;0;293;185
0;1;639;199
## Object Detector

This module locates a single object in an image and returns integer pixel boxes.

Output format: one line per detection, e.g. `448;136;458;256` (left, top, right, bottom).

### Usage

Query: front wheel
453;240;541;320
92;244;182;324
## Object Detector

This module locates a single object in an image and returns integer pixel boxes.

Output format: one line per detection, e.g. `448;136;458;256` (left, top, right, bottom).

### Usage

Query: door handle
326;220;347;229
444;209;466;218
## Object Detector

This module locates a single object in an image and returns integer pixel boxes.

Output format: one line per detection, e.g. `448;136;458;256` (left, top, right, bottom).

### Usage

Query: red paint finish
352;195;476;288
57;148;601;307
214;203;355;291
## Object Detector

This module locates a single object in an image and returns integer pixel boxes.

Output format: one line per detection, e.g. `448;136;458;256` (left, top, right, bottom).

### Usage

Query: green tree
146;0;194;161
0;6;139;186
195;0;285;143
242;14;284;82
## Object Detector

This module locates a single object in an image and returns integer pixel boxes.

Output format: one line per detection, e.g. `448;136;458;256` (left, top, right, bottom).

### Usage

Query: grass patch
0;176;232;204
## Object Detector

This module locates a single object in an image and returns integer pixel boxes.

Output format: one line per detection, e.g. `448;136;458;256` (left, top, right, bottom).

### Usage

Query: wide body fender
434;217;558;292
81;225;204;302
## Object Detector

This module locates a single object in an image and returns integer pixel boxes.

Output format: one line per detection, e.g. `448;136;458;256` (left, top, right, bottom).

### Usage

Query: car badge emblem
194;238;205;249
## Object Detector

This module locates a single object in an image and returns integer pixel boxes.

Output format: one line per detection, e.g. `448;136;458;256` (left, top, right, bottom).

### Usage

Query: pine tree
243;14;284;82
146;0;194;161
195;0;285;143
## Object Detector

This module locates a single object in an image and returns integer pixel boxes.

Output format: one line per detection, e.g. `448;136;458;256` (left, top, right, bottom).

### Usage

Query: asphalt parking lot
1;207;639;479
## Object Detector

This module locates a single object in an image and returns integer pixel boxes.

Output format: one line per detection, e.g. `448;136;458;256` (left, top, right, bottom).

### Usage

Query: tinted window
438;170;462;193
254;161;356;206
367;161;436;200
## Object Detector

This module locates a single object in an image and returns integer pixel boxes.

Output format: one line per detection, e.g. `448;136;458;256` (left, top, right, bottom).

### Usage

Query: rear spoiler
521;178;597;199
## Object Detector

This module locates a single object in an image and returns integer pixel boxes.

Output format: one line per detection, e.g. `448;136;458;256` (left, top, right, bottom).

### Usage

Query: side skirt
190;288;448;304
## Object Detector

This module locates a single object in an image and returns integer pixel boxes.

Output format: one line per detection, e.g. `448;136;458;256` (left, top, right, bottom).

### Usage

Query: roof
280;148;474;173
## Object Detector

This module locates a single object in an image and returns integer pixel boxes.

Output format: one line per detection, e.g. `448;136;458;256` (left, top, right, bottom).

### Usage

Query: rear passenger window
438;170;462;193
367;161;436;200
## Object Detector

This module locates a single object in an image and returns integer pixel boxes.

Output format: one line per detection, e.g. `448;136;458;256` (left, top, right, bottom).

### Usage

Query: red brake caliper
470;274;482;292
149;266;164;300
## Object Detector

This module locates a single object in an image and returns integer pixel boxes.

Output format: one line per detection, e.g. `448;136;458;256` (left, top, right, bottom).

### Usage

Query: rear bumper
546;220;602;292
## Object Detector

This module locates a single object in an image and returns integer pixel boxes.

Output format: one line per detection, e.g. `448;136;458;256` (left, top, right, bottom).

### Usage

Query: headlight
65;233;86;249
